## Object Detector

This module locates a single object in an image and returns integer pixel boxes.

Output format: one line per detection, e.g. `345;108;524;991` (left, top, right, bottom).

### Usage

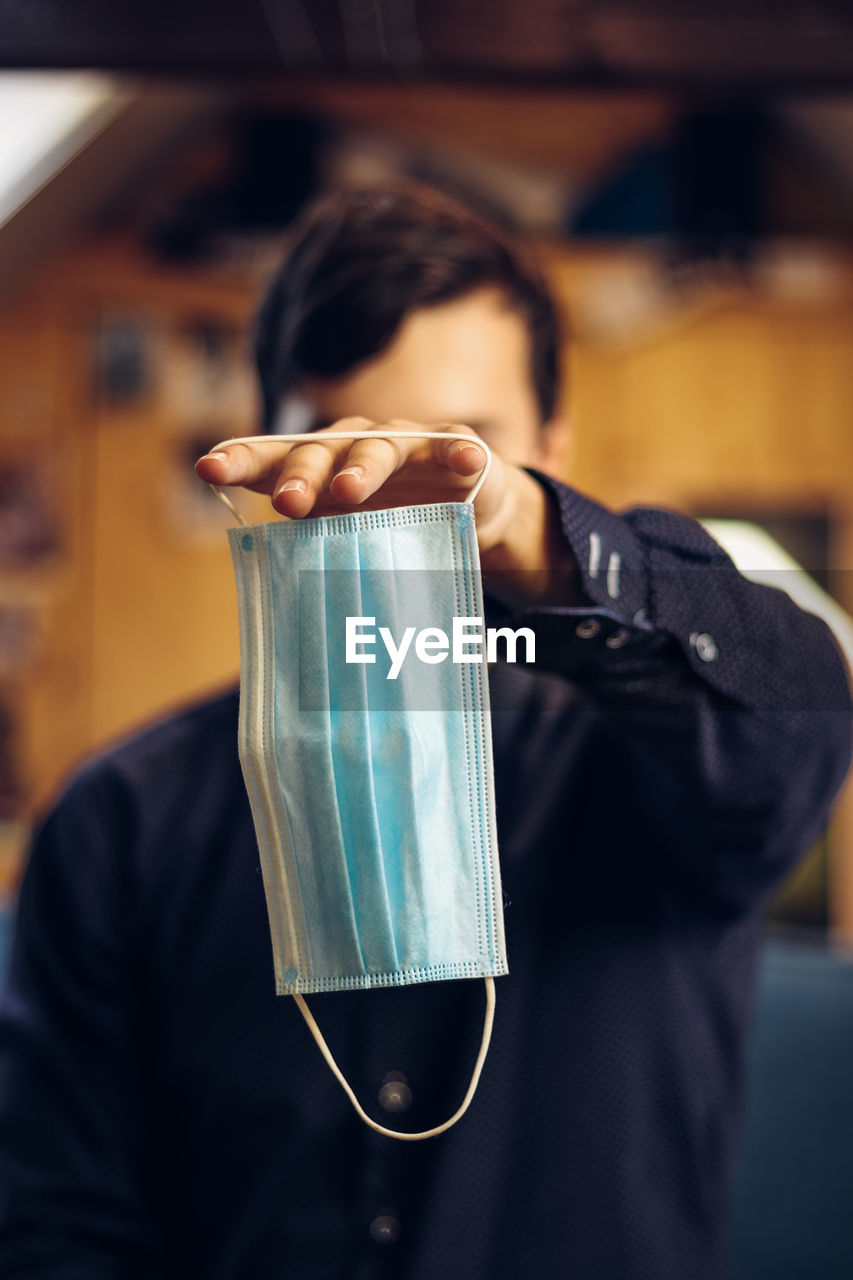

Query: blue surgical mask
211;432;507;1139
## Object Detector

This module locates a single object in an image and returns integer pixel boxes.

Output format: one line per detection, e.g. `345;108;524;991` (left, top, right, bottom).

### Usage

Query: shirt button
378;1072;413;1113
605;628;631;649
690;631;718;662
575;619;600;639
369;1212;402;1245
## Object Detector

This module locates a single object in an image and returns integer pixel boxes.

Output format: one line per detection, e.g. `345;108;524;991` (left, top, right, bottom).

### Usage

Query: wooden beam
2;1;853;89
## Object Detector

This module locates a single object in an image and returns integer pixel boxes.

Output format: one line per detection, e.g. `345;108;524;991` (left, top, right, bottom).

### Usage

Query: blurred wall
2;200;853;925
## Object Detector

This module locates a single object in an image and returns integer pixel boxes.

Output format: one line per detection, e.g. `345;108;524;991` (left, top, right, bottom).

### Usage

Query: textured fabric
227;502;506;996
0;479;850;1280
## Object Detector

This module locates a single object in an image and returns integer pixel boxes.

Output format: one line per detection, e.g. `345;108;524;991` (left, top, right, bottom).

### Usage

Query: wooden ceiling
2;0;853;90
264;82;675;179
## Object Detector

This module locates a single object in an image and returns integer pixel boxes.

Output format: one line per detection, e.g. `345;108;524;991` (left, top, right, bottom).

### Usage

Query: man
0;184;850;1278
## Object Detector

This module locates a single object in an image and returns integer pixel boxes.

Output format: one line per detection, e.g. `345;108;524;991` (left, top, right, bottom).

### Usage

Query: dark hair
253;184;562;429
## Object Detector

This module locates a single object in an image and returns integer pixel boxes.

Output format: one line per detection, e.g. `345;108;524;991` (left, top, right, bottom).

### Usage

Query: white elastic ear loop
293;976;495;1141
205;430;492;525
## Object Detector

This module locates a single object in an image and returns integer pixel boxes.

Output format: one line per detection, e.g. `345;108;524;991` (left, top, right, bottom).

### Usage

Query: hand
196;419;512;544
195;418;578;603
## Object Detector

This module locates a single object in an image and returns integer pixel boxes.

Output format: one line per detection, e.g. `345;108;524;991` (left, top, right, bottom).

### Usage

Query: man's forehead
270;291;541;440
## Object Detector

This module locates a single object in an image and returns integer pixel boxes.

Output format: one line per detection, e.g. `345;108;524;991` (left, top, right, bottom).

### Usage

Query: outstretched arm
197;422;853;913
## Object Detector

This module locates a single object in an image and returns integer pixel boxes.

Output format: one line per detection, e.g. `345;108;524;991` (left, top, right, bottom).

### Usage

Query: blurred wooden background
1;75;852;934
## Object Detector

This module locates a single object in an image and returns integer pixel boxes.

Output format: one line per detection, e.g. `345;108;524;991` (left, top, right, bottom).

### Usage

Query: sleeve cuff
526;468;651;627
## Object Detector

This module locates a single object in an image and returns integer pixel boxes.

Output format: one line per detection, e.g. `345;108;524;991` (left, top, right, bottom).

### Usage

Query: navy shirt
1;481;850;1279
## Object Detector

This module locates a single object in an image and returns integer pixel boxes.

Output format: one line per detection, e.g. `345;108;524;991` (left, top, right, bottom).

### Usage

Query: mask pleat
360;526;432;971
392;521;483;970
322;527;401;978
451;512;504;973
271;530;366;985
231;528;309;989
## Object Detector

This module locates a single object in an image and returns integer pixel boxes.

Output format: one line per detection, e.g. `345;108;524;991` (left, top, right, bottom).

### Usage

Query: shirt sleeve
505;472;853;913
0;764;158;1277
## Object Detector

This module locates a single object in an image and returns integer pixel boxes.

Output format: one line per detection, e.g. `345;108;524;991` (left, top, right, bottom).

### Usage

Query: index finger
194;441;273;488
195;417;376;490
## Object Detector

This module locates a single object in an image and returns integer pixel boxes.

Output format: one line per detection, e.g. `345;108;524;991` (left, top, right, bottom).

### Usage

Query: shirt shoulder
65;687;240;793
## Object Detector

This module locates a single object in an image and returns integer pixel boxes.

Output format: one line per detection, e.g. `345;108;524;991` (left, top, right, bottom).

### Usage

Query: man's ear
533;413;574;478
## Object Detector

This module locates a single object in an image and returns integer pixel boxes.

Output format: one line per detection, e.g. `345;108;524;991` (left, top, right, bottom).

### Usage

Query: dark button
378;1071;412;1113
369;1212;402;1245
575;619;600;639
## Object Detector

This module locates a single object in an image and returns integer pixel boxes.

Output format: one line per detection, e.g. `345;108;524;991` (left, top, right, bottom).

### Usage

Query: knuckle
327;416;372;434
360;433;401;466
295;439;334;463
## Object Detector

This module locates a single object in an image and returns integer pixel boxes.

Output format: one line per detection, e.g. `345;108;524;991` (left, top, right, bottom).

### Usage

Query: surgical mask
210;431;508;1140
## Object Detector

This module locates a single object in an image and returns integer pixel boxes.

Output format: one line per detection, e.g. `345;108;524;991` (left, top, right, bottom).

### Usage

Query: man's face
282;287;556;469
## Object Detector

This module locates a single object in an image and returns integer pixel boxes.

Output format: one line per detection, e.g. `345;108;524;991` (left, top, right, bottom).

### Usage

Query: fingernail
276;478;307;496
456;444;484;462
335;465;365;480
204;451;228;462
